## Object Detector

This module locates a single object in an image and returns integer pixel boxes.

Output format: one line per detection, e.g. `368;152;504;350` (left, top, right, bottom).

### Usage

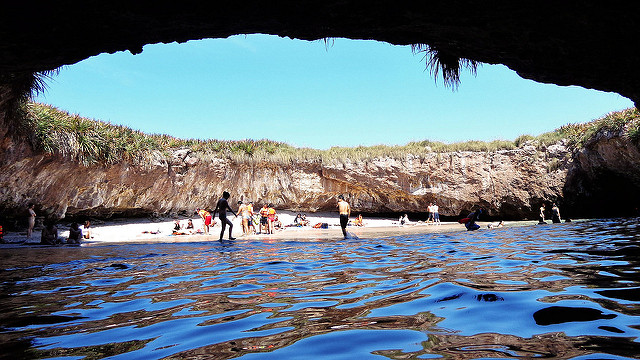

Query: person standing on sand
196;208;212;235
433;203;441;225
267;204;277;234
337;195;351;238
247;202;256;234
27;203;36;239
213;191;237;241
237;201;247;235
259;204;269;234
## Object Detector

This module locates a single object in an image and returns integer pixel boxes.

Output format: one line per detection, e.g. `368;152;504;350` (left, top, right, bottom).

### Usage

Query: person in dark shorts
259;204;269;234
213;191;237;241
337;195;351;238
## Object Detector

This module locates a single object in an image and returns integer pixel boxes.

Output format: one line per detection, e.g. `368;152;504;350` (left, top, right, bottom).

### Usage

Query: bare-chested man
337;195;351;239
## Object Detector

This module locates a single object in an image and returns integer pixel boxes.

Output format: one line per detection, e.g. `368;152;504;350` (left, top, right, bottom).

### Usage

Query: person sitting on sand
465;208;483;231
273;215;282;230
487;220;504;229
294;214;303;226
186;219;194;229
353;214;364;226
172;220;186;235
301;214;310;226
67;222;82;244
83;220;92;239
41;220;59;245
400;214;409;225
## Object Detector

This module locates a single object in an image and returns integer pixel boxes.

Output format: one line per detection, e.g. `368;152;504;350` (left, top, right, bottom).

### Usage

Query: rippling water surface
2;219;640;359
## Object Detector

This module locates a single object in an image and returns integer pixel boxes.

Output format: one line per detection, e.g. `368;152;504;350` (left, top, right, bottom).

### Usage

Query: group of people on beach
195;192;285;241
18;192;573;244
37;219;91;245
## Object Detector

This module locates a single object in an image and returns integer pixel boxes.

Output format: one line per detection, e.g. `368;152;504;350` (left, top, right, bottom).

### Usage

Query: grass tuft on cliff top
20;102;640;165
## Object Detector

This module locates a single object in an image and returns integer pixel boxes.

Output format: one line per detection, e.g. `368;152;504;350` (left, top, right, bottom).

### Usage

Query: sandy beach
1;211;537;246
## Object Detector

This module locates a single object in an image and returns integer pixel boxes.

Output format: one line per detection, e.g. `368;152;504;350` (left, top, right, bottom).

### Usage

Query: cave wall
1;2;639;105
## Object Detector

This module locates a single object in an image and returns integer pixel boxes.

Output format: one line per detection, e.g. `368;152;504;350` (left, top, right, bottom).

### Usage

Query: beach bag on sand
320;223;328;229
458;217;470;224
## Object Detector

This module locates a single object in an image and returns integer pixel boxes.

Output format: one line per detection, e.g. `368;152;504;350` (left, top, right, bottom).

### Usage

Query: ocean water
1;219;640;360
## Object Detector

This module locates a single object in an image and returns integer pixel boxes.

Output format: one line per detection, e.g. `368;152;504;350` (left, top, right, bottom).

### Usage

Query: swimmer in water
213;191;237;241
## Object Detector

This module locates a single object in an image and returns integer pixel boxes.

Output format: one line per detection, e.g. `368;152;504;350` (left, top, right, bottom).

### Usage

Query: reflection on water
1;218;640;359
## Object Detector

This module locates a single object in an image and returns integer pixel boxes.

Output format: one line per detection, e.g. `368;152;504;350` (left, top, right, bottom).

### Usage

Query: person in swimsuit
538;204;547;224
213;191;237;241
267;204;276;234
337;195;351;238
27;203;36;239
247;202;256;234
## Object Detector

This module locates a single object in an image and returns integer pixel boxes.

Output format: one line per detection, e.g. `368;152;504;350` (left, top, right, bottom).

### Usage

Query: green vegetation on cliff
20;102;640;165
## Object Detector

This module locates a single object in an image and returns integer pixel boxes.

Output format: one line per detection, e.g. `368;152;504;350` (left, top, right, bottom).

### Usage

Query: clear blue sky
35;34;634;150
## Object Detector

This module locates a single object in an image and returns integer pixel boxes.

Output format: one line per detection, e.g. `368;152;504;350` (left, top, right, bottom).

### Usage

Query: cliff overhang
0;2;639;106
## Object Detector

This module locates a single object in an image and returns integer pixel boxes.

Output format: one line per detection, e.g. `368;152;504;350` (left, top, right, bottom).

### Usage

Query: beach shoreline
1;210;541;246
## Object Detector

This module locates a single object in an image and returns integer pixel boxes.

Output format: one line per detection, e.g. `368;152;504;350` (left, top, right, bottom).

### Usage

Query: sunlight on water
1;219;640;359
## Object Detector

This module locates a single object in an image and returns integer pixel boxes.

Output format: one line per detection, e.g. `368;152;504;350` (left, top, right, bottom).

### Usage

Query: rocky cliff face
0;135;570;222
563;131;640;218
3;103;640;224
